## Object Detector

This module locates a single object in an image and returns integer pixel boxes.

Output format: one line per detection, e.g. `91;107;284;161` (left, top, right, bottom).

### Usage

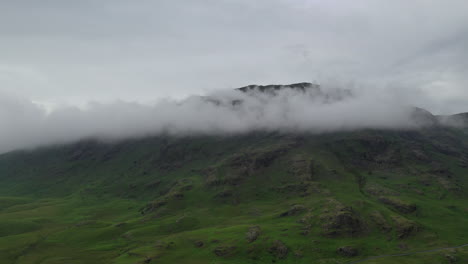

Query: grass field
1;130;468;263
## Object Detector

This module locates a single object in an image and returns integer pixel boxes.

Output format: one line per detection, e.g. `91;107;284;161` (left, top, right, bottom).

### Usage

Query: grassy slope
0;129;467;264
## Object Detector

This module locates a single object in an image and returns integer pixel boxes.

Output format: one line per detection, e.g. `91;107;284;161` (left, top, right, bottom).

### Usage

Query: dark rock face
204;143;294;187
269;240;289;259
236;82;353;105
280;204;306;217
337;246;358;257
378;197;417;214
289;156;315;181
214;189;233;199
369;211;392;233
391;216;418;239
321;207;363;237
213;246;237;257
194;240;204;248
410;107;438;127
237;82;320;94
245;226;261;243
445;254;458;263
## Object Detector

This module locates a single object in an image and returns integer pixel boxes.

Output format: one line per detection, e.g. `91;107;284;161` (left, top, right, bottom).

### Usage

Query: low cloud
0;82;448;154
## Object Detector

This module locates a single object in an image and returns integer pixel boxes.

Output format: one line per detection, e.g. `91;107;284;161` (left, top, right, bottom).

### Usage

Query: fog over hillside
0;82;461;154
1;1;468;154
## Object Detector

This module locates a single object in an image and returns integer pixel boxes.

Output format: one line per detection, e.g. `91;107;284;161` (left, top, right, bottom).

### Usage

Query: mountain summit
237;82;321;93
0;83;468;263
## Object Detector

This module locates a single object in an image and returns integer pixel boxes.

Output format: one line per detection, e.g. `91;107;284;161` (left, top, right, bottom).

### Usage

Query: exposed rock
274;181;323;197
214;189;233;199
369;211;392;233
245;226;261;243
154;240;175;249
280;204;306;217
445;254;458;263
140;199;167;214
410;107;438;127
300;226;310;236
204;144;294;187
429;163;453;177
144;180;161;189
213;246;237;257
194;240;204;248
294;250;304;258
364;183;399;196
411;149;431;162
378;197;417;214
269;240;289;259
289;156;314;181
141;257;152;264
391;215;418;239
114;222;127;228
337;246;358;257
237;82;320;94
140;179;194;214
321;205;363;237
398;243;409;250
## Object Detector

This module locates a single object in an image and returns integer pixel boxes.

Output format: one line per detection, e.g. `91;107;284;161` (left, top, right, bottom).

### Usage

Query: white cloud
0;83;438;153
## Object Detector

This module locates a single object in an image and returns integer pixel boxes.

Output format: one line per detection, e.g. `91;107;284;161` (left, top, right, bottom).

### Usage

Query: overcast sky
1;0;468;113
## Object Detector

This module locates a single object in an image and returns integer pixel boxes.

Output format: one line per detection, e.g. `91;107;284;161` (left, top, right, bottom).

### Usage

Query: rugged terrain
1;84;468;264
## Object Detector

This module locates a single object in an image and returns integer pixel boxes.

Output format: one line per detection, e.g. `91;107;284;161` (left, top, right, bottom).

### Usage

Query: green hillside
1;128;468;263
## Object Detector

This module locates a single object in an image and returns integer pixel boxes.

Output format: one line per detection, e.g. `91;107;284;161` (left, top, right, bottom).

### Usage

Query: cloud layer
0;83;439;154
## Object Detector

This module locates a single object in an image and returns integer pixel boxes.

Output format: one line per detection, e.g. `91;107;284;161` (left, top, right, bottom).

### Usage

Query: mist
0;82;451;154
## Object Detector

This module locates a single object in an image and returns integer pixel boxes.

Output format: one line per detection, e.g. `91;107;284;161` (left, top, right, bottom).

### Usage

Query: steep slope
1;127;468;264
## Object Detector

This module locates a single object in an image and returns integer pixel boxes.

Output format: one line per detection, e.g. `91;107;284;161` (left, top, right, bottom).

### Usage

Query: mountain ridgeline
0;83;468;264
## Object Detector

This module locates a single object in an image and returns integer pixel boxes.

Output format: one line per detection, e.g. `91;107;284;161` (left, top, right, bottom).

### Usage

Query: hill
0;84;468;263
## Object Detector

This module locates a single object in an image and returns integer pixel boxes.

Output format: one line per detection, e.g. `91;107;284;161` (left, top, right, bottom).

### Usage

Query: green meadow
1;130;468;263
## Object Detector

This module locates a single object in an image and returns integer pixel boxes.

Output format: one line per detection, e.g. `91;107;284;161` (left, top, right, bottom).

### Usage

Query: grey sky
0;0;468;113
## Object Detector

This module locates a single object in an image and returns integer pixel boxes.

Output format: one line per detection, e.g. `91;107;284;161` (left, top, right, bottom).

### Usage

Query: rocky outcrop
337;246;359;257
269;240;289;259
140;179;193;214
320;202;364;237
204;144;294;187
391;215;418;239
280;204;306;217
378;196;417;214
213;246;237;257
369;211;392;233
237;82;320;94
410;107;438;127
194;240;204;248
289;156;314;181
245;226;261;243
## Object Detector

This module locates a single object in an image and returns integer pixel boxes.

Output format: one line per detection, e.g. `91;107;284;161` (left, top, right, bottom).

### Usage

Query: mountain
1;84;468;264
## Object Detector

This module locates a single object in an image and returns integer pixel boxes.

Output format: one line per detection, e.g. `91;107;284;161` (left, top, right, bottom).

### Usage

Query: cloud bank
0;83;445;154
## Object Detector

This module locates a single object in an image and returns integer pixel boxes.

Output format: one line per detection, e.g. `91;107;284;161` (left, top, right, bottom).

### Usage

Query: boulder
245;226;261;243
391;215;418;239
269;240;288;259
321;206;363;237
194;240;204;248
280;204;306;217
337;246;358;257
213;246;237;257
379;197;417;214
